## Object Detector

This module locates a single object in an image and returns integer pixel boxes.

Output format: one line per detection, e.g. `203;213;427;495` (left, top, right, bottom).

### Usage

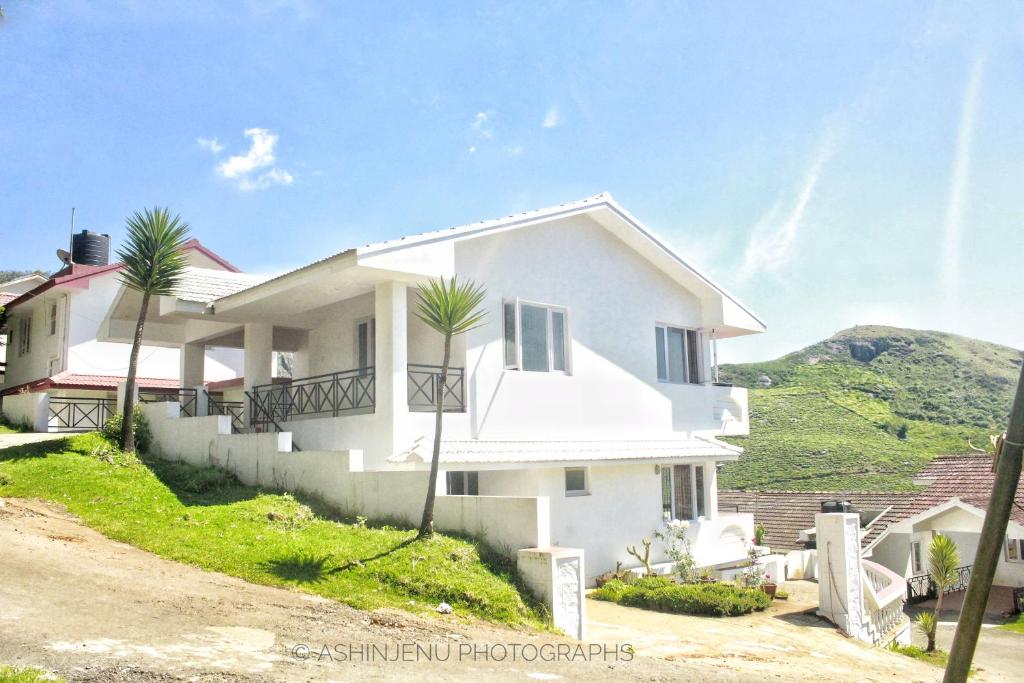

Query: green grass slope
719;326;1021;491
0;434;546;628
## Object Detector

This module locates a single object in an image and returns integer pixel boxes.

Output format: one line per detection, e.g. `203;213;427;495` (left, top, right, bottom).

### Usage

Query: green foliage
928;534;961;592
915;611;938;652
592;576;771;617
100;407;152;453
654;522;698;582
999;613;1024;633
753;522;767;545
0;665;64;683
116;208;191;296
889;642;948;667
413;276;488;337
0;434;546;628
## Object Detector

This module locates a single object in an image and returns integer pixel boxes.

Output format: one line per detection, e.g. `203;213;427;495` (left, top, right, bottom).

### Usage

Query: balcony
247;364;464;428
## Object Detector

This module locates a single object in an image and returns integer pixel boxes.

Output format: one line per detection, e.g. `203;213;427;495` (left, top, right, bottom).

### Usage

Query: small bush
592;576;771;616
101;407;153;453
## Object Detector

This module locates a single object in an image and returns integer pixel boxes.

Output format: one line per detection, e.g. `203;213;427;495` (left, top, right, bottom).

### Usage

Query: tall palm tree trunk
928;589;945;651
120;290;150;452
418;333;451;538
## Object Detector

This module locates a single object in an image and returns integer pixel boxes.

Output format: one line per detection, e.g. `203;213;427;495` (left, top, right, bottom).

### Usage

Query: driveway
586;581;942;683
0;431;66;449
907;604;1024;682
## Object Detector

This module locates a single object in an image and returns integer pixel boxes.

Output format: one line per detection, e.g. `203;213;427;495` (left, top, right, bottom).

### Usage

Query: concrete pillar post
180;342;205;389
243;323;274;392
816;512;867;641
704;460;718;521
373;281;408;467
517;548;586;640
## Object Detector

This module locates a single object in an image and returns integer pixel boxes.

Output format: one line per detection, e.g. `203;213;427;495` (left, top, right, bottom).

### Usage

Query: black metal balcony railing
408;364;465;413
906;564;973;603
249;367;375;427
48;397;117;431
139;388;197;418
206;391;245;434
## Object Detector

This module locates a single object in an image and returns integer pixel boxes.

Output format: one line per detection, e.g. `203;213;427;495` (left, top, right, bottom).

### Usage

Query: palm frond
928;534;961;589
414;276;488;337
116;207;191;296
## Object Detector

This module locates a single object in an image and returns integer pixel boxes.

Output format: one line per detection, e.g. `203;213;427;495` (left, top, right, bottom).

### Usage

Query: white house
1;237;250;432
1;273;48;385
98;193;765;583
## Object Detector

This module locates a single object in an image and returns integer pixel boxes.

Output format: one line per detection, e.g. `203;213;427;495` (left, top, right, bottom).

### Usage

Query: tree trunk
418;333;451;539
120;289;150;453
928;590;944;652
944;363;1024;682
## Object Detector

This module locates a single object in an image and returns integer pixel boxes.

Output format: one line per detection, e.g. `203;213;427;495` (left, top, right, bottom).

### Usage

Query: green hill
718;326;1022;491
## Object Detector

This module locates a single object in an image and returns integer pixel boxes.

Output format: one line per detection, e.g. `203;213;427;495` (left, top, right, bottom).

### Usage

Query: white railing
862;559;907;645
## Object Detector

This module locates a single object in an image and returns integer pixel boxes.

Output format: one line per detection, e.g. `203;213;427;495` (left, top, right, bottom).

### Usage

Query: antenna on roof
69;207;76;264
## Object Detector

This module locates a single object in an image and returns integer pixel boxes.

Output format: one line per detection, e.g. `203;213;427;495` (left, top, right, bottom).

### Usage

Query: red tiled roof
0;292;17;306
719;454;1021;552
205;377;243;391
1;372;180;396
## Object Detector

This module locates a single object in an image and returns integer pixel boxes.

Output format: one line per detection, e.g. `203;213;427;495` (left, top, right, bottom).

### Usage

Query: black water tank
821;500;853;514
71;230;110;266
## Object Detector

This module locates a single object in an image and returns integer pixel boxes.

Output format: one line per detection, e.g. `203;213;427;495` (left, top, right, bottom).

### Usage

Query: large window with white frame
503;299;570;373
661;464;708;521
655;325;703;384
47;301;58;336
911;540;924;573
1006;536;1024;563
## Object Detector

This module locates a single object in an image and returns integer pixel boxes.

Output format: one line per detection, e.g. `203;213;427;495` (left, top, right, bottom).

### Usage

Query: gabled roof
720;454;1024;553
172;267;267;304
211;194;765;336
4;239;238;311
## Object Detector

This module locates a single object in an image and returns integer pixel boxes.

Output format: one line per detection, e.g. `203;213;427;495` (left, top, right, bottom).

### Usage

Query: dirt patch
0;497;686;681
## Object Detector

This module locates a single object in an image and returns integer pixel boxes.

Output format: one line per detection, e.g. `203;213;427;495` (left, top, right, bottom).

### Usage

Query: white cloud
196;136;224;154
542;105;560;128
505;144;523;157
940;55;985;312
737;127;840;283
215;128;293;191
471;111;493;139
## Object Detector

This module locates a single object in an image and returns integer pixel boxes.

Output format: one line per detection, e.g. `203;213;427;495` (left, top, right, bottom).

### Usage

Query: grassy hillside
719;326;1021;491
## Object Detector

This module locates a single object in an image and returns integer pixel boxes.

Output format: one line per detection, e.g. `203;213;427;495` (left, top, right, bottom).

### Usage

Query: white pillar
816;512;868;642
180;342;205;389
517;548;586;640
373;281;408;468
704;460;718;521
243;323;274;392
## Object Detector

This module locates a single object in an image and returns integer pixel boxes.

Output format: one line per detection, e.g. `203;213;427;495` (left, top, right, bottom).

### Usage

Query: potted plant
753;523;767;547
762;573;778;597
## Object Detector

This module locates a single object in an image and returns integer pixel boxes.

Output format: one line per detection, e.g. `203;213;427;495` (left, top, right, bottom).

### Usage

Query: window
911;541;924;573
503;300;569;373
655;325;703;384
564;467;588;496
661;464;708;521
355;318;375;370
446;471;479;496
17;316;31;356
1006;537;1024;563
47;301;58;336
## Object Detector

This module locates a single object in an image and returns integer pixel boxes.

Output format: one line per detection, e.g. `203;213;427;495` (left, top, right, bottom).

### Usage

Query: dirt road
0;492;944;682
0;497;704;682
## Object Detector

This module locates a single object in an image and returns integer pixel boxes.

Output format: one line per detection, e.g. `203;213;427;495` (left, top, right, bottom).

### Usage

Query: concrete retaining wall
1;392;48;432
142;403;550;554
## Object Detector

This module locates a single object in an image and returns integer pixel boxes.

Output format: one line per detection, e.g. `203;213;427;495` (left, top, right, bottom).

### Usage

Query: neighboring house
0;235;252;431
1;273;48;385
101;193;766;582
722;455;1024;598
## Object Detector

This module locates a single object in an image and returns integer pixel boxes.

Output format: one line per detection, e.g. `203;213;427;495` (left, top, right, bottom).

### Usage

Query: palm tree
116;208;191;452
916;534;960;651
413;276;487;538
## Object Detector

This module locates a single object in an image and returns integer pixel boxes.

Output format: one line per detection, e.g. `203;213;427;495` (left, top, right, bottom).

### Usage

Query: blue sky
1;1;1022;362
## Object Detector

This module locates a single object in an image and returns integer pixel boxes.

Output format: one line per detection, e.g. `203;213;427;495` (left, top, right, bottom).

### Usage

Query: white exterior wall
4;269;241;396
0;391;48;431
142;403;549;553
871;524;1024;587
453;214;744;440
478;462;752;582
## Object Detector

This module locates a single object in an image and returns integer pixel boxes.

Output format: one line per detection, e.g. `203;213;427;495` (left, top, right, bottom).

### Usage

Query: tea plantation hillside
718;326;1022;491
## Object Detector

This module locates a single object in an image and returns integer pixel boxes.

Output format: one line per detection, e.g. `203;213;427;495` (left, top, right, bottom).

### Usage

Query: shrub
592;576;771;616
101;407;153;453
147;457;238;494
